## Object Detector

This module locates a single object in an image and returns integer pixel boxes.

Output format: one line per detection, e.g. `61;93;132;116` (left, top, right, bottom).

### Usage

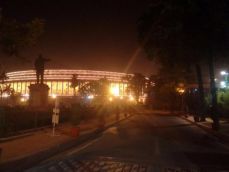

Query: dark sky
0;0;157;76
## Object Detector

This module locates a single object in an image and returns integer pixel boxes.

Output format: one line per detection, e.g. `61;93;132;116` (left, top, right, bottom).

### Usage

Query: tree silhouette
128;73;146;102
78;81;98;97
70;74;79;96
121;75;132;96
0;71;9;99
0;71;8;84
78;78;109;98
0;11;45;58
138;0;229;130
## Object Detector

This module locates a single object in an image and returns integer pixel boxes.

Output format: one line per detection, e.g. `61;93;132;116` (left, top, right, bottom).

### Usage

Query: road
27;113;229;172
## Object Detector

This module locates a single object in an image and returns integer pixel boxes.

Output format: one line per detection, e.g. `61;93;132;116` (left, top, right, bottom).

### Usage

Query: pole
181;94;184;112
52;122;55;136
208;55;219;130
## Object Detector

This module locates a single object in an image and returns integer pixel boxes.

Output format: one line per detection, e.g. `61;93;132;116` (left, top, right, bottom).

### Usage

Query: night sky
0;0;157;76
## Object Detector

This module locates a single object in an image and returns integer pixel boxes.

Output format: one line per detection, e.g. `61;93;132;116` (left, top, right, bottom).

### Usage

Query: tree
70;74;79;96
138;0;229;130
0;71;8;84
97;78;109;97
0;11;45;99
78;81;98;97
0;10;45;58
128;73;146;102
78;78;109;97
0;71;9;99
148;65;190;111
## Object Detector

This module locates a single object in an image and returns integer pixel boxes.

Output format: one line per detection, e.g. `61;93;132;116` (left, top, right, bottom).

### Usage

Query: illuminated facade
4;69;130;97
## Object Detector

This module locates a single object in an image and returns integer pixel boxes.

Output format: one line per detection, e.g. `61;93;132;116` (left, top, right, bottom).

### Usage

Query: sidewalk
0;113;128;166
145;109;229;144
180;115;229;144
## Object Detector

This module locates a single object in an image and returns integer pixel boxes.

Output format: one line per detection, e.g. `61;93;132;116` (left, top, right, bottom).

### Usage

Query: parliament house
4;69;130;97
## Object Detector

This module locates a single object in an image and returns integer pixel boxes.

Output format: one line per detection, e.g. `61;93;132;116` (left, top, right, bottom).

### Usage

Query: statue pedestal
29;84;49;107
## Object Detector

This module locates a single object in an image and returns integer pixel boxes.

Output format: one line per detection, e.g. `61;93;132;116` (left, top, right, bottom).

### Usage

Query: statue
34;54;50;84
29;54;50;107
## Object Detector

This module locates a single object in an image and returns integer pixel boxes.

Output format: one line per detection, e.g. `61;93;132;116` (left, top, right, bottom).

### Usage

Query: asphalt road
27;113;229;172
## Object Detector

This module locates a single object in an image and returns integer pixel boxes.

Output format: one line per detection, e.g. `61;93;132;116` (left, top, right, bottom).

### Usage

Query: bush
0;107;8;137
0;106;55;137
69;103;85;125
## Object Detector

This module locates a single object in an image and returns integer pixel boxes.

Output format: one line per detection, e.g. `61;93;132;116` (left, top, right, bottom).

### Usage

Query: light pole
220;70;228;88
176;87;185;114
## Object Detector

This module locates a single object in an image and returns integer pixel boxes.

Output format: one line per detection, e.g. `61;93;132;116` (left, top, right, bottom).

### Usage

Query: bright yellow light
120;96;123;100
176;88;185;95
2;93;9;98
129;95;134;101
87;95;94;99
110;86;119;96
109;97;113;102
51;94;57;99
24;93;29;97
20;97;26;102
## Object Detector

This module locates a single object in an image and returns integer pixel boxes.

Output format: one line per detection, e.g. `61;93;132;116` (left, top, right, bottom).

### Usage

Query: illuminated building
3;69;131;97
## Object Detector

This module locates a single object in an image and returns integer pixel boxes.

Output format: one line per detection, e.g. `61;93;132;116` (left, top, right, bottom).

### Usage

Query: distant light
176;87;185;95
51;94;57;99
110;86;119;97
2;93;9;98
221;71;228;76
87;95;94;99
129;95;134;101
24;93;29;97
20;97;26;102
220;81;226;88
109;97;113;102
120;96;123;100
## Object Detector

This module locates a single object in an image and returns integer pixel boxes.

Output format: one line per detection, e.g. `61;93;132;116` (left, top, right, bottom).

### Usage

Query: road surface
27;113;229;172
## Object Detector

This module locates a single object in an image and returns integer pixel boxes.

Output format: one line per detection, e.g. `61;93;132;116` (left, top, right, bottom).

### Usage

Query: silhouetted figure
34;54;50;84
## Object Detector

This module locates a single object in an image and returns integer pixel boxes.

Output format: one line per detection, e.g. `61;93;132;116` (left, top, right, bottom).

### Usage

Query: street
28;113;229;172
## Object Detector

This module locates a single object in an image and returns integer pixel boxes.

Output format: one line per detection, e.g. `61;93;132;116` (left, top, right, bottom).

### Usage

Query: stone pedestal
29;84;49;107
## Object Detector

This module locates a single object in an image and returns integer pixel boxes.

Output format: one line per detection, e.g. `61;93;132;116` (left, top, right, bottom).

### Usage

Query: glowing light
221;71;228;76
6;69;130;82
2;93;9;98
87;95;94;99
129;95;134;101
51;94;57;99
110;86;119;96
176;88;185;95
23;93;29;97
220;81;226;88
120;96;123;100
20;97;26;102
109;97;113;102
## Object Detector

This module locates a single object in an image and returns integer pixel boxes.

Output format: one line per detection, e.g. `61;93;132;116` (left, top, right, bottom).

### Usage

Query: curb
0;126;51;143
0;114;132;172
179;115;229;145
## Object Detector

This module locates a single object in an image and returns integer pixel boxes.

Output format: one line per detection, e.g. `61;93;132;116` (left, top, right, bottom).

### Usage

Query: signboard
52;114;59;124
52;98;60;136
53;108;60;114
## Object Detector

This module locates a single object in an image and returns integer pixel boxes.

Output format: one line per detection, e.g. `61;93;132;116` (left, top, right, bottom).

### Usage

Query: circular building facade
5;69;130;97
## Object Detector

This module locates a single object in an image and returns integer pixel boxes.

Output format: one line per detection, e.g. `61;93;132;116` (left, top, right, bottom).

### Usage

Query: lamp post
176;87;185;114
220;71;229;88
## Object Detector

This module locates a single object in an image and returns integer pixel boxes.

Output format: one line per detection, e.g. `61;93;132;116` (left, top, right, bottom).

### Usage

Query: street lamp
221;71;228;76
176;87;185;113
220;81;226;88
220;70;229;88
